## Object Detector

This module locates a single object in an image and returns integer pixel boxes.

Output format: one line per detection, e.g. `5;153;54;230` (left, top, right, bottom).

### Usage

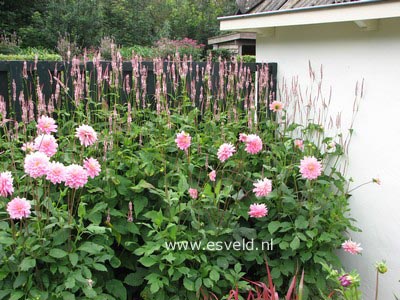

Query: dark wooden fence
0;60;277;121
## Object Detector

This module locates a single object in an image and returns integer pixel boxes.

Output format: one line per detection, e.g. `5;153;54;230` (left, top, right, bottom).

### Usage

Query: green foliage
119;46;156;59
1;0;237;50
0;48;62;61
0;56;362;299
207;48;234;61
238;55;256;63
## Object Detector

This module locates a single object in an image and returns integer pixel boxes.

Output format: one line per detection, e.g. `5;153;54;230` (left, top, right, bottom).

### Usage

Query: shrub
154;37;205;60
56;34;80;60
0;54;364;299
0;32;21;55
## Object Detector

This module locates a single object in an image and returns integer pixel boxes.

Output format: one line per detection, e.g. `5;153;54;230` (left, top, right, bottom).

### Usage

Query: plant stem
375;270;379;300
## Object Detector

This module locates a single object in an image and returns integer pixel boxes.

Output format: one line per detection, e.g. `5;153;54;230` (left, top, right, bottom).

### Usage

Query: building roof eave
219;0;400;31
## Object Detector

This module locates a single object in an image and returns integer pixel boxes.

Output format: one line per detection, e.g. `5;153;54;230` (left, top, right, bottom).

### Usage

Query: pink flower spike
217;143;236;162
37;115;57;134
34;134;58;157
0;171;14;197
24;151;50;178
245;134;263;154
253;178;272;197
248;203;268;218
299;156;322;180
76;124;98;147
239;133;248;143
83;157;101;179
175;131;191;150
294;139;304;151
208;170;216;182
189;188;198;199
46;161;66;184
65;164;88;189
7;197;31;219
342;240;363;255
269;100;284;112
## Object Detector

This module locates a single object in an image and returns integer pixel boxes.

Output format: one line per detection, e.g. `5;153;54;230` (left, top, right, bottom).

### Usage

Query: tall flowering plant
0;52;371;300
0;114;120;299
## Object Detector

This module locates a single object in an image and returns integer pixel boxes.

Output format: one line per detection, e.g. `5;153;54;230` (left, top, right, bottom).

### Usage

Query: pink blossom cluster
0;171;14;198
253;178;272;198
24;118;100;187
248;203;268;218
175;131;191;150
2;118;102;220
239;133;263;154
299;156;322;180
341;240;362;255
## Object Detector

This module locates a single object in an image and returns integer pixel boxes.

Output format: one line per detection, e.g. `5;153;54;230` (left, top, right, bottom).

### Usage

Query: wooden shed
207;32;256;56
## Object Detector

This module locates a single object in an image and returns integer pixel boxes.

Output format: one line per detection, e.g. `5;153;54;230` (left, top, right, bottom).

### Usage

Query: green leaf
295;216;309;230
86;224;107;234
134;196;148;217
9;291;24;300
49;248;68;258
216;256;229;269
13;273;27;289
183;277;195;291
78;242;104;255
69;253;79;267
268;221;281;234
19;257;36;271
52;229;69;246
106;279;127;300
209;269;220;282
78;202;86;219
0;236;15;246
178;175;189;194
290;236;301;250
65;276;76;289
92;263;108;272
138;256;157;267
131;179;154;192
124;270;145;287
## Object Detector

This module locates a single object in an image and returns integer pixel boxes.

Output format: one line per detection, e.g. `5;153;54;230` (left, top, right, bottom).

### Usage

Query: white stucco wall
257;18;400;299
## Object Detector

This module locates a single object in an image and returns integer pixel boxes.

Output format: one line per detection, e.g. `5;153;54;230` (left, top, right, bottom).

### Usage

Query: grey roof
236;0;369;14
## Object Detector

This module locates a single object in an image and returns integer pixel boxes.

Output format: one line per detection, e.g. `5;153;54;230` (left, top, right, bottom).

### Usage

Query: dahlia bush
0;52;367;300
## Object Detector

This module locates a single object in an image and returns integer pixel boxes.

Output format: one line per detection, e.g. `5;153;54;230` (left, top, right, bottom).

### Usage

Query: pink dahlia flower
83;157;101;179
342;240;362;255
175;131;191;150
21;142;35;153
245;134;263;154
253;178;272;197
248;203;268;218
7;197;31;219
189;188;198;199
37;115;57;134
269;100;284;112
75;124;98;147
0;171;14;197
294;139;304;151
65;164;88;189
208;170;216;182
217;143;236;162
24;152;50;178
46;161;66;184
338;274;353;287
299;156;322;180
239;133;248;143
34;134;58;157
